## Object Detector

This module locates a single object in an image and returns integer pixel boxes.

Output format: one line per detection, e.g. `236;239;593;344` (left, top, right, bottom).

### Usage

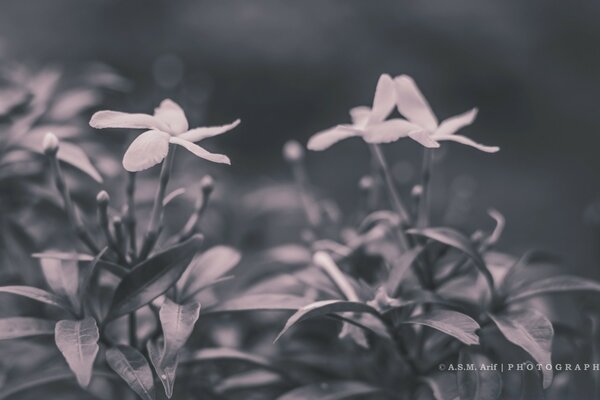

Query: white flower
393;75;499;152
89;99;240;172
308;74;423;151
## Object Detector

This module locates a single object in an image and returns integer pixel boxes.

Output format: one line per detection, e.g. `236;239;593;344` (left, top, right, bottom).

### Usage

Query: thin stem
138;147;176;260
125;172;137;259
417;149;434;228
129;311;138;349
177;176;213;243
313;251;359;301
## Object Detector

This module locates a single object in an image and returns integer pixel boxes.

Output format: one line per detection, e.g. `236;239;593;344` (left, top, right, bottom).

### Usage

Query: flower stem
417;149;434;228
125;172;137;259
313;251;359;301
138;147;176;261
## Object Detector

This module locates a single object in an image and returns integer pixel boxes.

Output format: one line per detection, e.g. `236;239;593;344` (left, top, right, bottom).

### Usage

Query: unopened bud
200;175;214;195
411;184;423;198
96;190;110;206
359;176;375;191
43;132;60;155
283;140;304;163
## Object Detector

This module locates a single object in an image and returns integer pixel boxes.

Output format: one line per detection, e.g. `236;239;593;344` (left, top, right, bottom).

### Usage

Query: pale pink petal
362;119;421;144
408;130;441;148
368;74;396;124
153;99;188;134
394;75;438;131
434;134;500;153
122;130;171;172
177;119;241;142
306;125;360;151
89;111;166;131
435;108;478;136
169;136;231;164
349;106;371;127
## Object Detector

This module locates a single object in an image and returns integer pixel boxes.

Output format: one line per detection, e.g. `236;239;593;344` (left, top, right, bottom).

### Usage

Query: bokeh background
1;0;599;277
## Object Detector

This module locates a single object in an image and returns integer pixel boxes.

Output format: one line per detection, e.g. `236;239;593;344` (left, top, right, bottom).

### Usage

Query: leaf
181;347;276;372
0;285;71;311
206;294;310;314
489;309;553;388
275;300;379;342
106;345;155;400
31;252;94;261
40;257;80;311
385;246;425;297
505;276;600;304
407;227;492;286
106;235;203;321
215;370;282;393
177;246;241;300
402;310;480;345
422;372;459;400
150;299;201;398
277;381;382;400
0;317;55;340
457;350;502;400
54;317;100;387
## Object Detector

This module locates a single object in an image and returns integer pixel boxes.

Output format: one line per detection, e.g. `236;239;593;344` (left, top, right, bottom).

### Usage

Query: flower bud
411;184;423;198
283;140;304;163
43;132;60;155
359;176;375;191
96;190;110;206
200;175;214;194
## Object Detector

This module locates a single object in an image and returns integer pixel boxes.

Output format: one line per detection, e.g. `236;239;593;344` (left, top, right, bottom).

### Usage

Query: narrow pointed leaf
489;309;553;388
181;347;276;372
0;317;55;340
40;257;80;311
457;350;502;400
106;345;155;400
0;285;71;311
385;246;425;297
106;235;203;321
275;300;379;342
206;294;310;314
277;381;382;400
422;372;459;400
32;252;94;261
54;317;100;387
506;276;600;304
403;310;480;345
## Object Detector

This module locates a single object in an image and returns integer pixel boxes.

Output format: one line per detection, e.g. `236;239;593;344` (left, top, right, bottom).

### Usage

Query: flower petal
408;130;441;148
122;130;171;172
394;75;438;131
89;111;166;131
153;99;188;134
169;136;231;164
368;74;396;124
435;108;478;136
349;106;371;127
177;119;241;142
306;125;359;151
433;134;499;153
362;119;421;144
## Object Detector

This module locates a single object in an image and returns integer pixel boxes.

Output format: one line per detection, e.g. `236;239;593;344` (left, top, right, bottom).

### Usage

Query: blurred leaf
106;345;155;400
457;350;502;400
40;257;80;312
0;86;30;117
0;285;71;311
49;88;100;120
0;317;55;340
207;294;310;314
275;300;379;342
277;381;382;400
150;298;200;398
489;309;553;388
505;276;600;304
385;246;425;297
517;369;545;400
163;187;186;206
32;252;94;261
106;235;203;321
402;310;480;345
422;372;459;400
54;317;100;387
215;370;282;393
181;347;276;372
177;246;241;301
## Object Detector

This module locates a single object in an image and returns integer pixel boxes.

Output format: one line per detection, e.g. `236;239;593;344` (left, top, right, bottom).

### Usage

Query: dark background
1;0;599;277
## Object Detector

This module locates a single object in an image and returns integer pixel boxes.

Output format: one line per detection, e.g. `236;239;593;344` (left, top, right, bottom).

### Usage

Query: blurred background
1;0;599;277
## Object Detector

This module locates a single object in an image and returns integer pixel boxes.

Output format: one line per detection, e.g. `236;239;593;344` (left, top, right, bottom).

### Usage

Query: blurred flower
393;75;499;152
308;74;423;151
90;99;240;171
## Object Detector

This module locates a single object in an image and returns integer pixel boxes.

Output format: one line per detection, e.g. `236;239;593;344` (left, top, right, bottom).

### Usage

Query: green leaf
206;294;310;314
0;285;71;311
505;275;600;304
54;317;100;387
106;345;155;400
106;235;203;321
277;381;382;400
177;246;240;300
39;257;80;311
0;317;55;340
275;300;379;343
489;309;553;388
402;310;480;345
385;246;425;297
457;350;502;400
149;299;201;398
